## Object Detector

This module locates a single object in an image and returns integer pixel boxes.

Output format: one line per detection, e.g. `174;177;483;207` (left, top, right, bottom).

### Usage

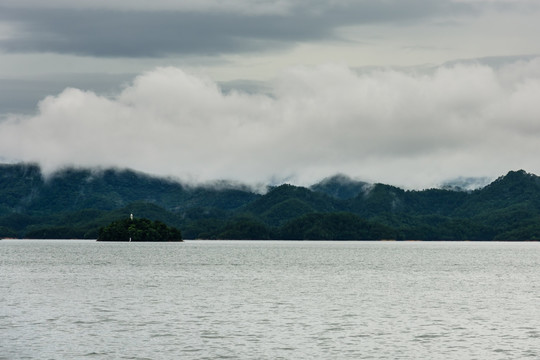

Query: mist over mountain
440;176;493;191
309;174;372;200
1;163;540;241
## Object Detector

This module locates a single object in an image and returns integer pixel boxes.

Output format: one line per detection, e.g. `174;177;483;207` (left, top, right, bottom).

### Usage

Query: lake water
1;240;539;359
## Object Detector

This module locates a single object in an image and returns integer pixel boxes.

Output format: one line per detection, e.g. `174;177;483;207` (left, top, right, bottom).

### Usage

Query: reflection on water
1;240;540;359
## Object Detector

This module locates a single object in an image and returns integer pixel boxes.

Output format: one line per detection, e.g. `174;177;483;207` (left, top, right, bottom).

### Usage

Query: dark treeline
1;163;540;240
98;217;182;242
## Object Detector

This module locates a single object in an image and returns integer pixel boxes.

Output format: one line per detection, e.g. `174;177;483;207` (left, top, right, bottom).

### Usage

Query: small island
98;216;182;242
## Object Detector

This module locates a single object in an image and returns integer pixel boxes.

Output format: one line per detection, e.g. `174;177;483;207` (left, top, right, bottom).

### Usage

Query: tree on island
98;216;182;242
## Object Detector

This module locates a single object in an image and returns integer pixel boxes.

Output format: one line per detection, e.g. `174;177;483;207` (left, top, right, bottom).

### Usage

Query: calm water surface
1;240;539;359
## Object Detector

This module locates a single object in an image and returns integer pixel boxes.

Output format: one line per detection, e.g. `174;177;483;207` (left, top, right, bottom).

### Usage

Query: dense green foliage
279;213;396;240
2;163;540;240
98;217;182;242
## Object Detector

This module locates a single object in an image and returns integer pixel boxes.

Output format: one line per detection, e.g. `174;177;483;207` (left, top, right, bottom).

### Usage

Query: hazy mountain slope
0;164;259;214
310;174;370;200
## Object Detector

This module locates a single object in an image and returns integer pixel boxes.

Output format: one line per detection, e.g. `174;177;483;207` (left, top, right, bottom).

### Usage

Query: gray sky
1;0;540;188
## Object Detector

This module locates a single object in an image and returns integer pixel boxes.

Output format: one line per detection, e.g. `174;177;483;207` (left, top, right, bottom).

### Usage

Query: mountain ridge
1;163;539;240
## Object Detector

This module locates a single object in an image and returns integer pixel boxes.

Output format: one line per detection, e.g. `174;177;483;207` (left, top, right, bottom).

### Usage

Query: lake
1;240;539;359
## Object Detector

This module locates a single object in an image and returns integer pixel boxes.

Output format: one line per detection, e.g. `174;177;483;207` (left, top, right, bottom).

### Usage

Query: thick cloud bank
2;59;540;188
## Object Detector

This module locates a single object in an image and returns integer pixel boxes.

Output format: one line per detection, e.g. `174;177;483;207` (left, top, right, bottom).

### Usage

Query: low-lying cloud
2;59;540;188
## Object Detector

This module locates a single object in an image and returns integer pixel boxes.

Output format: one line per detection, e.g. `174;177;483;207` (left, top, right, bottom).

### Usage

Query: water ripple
2;240;540;359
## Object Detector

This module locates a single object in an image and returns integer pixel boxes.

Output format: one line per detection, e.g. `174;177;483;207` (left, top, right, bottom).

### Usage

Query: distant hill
0;164;260;213
310;174;371;200
1;163;540;240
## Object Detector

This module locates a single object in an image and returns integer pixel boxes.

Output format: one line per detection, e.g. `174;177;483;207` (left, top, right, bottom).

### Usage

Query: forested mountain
1;163;540;240
309;174;370;200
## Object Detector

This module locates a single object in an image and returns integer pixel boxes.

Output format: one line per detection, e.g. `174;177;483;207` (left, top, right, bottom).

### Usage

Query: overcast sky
1;0;540;188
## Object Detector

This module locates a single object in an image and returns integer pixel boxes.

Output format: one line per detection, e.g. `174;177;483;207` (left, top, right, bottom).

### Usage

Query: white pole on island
130;213;133;241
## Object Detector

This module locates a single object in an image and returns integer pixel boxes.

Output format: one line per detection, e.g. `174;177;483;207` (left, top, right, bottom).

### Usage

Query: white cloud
2;59;540;188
